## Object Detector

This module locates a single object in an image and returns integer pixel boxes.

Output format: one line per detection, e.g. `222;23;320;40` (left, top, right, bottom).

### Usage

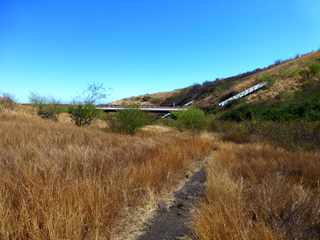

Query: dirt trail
136;167;206;240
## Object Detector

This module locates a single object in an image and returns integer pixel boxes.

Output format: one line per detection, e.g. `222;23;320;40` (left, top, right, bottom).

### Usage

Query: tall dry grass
193;143;320;240
210;120;320;151
0;112;211;239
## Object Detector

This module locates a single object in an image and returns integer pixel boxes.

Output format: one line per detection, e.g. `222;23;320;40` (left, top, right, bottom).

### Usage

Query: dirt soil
137;168;206;240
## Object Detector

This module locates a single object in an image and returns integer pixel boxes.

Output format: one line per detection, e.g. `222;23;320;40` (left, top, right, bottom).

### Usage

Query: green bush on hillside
219;82;320;122
109;108;149;134
300;63;320;81
309;63;320;77
173;107;207;132
279;66;300;78
258;73;274;85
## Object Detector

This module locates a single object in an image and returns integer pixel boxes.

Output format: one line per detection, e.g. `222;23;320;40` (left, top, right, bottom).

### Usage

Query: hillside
116;51;320;112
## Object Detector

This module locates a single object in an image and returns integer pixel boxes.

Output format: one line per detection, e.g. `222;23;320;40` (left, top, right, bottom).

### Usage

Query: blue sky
1;0;320;103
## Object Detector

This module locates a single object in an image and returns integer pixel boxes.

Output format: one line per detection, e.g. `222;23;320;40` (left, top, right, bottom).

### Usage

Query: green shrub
96;110;108;121
309;63;320;77
69;104;99;127
258;73;274;85
68;82;108;127
279;66;300;78
29;93;61;121
109;108;149;134
173;107;207;132
300;63;320;80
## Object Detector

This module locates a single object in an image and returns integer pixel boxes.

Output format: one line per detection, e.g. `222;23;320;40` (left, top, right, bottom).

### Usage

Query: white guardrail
218;82;268;107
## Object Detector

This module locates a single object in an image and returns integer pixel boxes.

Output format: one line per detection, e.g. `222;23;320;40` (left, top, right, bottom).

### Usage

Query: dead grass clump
193;143;320;240
212;121;320;151
0;112;211;239
220;127;251;144
245;176;320;240
218;144;320;187
193;156;279;240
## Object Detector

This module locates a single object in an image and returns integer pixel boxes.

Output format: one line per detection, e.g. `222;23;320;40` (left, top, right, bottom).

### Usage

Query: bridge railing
218;82;268;107
97;104;186;109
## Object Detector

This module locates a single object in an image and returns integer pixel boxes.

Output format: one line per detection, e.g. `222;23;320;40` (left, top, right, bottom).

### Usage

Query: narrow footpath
137;168;206;240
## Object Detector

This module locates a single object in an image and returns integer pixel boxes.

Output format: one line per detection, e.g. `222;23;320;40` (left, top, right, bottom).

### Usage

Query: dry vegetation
193;142;320;240
0;112;211;239
246;51;320;102
122;51;320;109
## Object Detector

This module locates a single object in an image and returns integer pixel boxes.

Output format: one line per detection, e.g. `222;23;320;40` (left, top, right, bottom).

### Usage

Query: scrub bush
109;108;149;134
173;107;207;132
69;104;99;127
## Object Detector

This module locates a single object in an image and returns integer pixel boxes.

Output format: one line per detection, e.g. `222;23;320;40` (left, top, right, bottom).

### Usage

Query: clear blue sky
1;0;320;103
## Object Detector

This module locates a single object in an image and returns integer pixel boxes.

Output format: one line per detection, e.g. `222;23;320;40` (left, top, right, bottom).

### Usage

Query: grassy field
0;112;211;239
192;141;320;240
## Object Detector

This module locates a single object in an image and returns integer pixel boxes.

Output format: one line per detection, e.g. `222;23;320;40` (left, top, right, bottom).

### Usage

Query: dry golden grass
0;112;211;239
246;51;320;102
193;143;320;240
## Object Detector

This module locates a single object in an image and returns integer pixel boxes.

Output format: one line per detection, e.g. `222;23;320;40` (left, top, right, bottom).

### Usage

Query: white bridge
97;81;267;116
97;101;194;118
218;82;268;107
96;106;188;113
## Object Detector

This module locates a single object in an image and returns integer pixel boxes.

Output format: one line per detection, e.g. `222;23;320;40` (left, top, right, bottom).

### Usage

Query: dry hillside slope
112;51;320;109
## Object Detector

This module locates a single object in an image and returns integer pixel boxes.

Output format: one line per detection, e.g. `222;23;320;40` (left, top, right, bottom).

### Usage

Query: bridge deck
97;106;187;113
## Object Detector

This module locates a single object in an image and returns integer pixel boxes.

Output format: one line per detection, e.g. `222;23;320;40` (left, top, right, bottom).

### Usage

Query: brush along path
136;163;207;240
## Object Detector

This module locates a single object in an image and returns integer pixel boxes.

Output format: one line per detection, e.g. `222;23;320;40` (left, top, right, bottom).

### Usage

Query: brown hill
114;51;320;110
